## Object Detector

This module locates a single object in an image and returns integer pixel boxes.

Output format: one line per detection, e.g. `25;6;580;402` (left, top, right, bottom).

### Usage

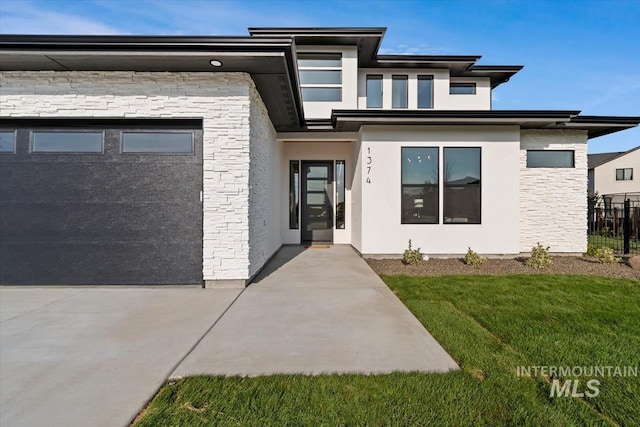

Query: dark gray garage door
0;120;203;285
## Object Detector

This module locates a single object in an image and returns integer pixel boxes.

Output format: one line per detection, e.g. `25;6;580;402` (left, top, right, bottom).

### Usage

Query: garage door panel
0;162;200;203
1;202;200;243
0;124;203;285
1;242;202;285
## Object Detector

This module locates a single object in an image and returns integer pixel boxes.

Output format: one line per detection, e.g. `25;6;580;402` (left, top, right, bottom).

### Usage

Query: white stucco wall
0;70;262;283
248;88;282;278
519;129;588;253
357;69;490;110
358;125;521;255
280;140;354;244
593;147;640;197
297;45;359;119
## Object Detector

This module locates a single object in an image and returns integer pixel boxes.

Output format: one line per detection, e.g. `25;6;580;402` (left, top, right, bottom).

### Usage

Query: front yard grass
134;275;639;426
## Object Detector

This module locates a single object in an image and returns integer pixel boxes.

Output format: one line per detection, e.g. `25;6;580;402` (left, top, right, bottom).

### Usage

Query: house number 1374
366;147;372;184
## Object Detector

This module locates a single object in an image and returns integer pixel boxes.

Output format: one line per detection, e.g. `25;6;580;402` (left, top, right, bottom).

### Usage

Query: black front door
301;161;333;243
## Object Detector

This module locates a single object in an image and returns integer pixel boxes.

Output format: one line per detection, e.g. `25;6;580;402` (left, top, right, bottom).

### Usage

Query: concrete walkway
1;245;457;427
173;245;458;376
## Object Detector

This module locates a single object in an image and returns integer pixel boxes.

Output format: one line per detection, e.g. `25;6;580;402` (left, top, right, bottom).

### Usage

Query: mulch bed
366;256;640;280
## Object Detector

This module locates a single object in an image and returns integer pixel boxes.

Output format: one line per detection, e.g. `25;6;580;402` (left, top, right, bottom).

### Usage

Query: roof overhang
331;110;640;137
0;35;304;131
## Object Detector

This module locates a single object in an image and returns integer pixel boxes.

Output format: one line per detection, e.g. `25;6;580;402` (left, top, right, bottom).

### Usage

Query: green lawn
134;275;639;427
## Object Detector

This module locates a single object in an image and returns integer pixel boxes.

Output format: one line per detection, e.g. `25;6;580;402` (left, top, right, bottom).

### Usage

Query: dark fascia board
0;34;304;131
563;115;640;139
464;65;524;88
331;109;581;131
249;27;387;36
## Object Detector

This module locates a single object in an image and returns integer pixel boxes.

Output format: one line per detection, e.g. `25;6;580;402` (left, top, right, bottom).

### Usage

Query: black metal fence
588;199;640;254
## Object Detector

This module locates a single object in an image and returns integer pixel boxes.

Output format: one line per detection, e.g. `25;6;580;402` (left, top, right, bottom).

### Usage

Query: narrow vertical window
289;161;300;229
336;160;346;229
401;147;439;224
444;147;481;224
366;75;383;108
417;76;433;109
392;75;408;108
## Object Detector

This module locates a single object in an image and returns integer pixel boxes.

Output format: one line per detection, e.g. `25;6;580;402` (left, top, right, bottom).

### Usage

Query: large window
526;150;574;168
401;147;439;224
297;53;342;102
392;75;408;108
450;82;476;94
366;75;383;108
616;168;633;181
417;76;433;109
0;131;16;153
444;147;481;224
336;160;346;229
121;132;193;153
289;161;300;229
31;131;103;153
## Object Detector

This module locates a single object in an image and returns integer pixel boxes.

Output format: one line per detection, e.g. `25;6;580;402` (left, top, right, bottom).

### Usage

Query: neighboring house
588;146;640;204
0;27;639;287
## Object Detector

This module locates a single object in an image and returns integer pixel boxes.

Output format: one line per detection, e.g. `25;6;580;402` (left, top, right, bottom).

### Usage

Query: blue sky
1;0;638;154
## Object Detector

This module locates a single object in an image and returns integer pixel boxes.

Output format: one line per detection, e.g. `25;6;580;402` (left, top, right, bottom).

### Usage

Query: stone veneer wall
519;129;588;253
0;71;263;283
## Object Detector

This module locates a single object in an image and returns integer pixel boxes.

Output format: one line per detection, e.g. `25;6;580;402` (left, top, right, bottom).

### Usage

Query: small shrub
584;243;599;257
594;247;620;264
464;247;487;266
526;243;553;269
403;239;424;265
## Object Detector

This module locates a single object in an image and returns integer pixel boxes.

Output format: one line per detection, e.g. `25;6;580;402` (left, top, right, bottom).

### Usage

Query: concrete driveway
1;245;457;427
0;287;241;427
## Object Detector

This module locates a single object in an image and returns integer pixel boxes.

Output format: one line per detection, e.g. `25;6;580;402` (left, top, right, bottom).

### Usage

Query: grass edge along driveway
134;275;639;426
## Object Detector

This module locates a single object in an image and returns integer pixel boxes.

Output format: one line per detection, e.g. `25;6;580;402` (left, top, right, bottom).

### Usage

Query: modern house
588;146;640;204
1;27;638;287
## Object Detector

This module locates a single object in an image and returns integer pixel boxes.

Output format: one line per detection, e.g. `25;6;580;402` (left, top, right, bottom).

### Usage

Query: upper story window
366;75;383;108
392;75;408;108
417;76;433;109
297;53;342;102
616;168;633;181
450;82;476;95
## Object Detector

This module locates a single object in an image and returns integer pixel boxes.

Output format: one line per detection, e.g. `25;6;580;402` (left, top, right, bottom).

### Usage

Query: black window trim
30;129;105;154
366;74;383;109
0;129;17;154
443;147;482;225
526;150;575;168
401;146;440;225
120;129;195;155
335;160;346;229
289;160;300;229
417;75;434;109
450;82;477;95
391;74;409;109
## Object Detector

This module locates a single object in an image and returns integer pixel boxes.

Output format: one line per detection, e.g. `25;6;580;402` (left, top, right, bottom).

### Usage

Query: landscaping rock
628;256;640;270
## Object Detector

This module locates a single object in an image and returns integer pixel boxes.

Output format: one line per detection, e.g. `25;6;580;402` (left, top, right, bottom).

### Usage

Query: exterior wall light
209;60;223;67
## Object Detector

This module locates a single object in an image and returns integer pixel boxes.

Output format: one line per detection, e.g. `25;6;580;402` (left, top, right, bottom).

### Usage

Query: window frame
30;129;105;154
0;129;17;154
616;168;633;181
391;75;409;109
335;160;346;229
401;147;440;225
366;74;383;108
417;75;434;109
450;82;477;95
526;150;575;168
297;52;343;103
120;130;195;155
289;160;300;229
443;147;482;225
